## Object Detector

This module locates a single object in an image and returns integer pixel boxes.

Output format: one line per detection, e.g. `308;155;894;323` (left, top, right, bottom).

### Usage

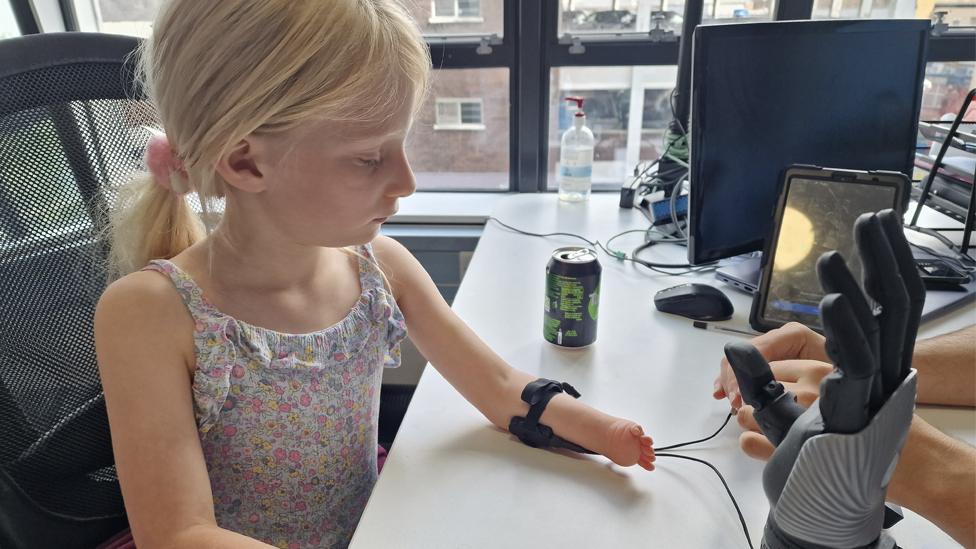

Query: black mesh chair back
0;32;159;548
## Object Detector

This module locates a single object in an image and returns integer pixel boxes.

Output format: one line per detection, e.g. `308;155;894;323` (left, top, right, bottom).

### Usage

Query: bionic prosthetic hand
725;210;925;549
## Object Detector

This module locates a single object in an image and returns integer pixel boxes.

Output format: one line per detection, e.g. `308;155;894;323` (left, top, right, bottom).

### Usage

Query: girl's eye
358;158;382;168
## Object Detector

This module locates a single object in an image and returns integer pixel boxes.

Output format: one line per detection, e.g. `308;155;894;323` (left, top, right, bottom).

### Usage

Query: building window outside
47;1;976;192
548;66;678;190
922;61;976;122
411;69;508;191
1;1;20;38
434;98;486;130
559;0;775;37
431;0;483;23
812;0;976;23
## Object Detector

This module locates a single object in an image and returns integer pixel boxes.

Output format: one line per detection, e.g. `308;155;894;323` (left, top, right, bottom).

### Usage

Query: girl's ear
216;138;268;193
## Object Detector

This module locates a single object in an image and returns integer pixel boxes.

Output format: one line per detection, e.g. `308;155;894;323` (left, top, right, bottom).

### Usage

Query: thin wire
489;217;709;276
656;453;755;549
631;139;678;188
654;412;733;452
628;239;717;272
904;224;976;267
488;217;596;247
663;153;690;168
596;241;707;276
605;229;657;249
634;202;689;242
491;213;750;548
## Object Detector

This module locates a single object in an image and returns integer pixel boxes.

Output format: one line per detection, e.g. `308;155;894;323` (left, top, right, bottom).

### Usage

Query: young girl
94;1;655;548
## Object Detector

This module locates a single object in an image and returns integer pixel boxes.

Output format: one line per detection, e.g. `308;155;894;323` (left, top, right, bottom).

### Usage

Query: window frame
434;97;487;130
430;0;484;23
18;0;976;193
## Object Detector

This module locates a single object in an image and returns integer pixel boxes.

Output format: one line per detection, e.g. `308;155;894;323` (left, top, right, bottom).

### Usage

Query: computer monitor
687;19;929;265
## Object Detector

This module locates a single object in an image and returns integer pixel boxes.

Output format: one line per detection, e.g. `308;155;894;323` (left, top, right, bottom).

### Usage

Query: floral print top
143;244;407;549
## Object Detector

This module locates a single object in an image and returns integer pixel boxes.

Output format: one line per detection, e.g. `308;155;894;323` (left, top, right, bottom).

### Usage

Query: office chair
0;32;155;548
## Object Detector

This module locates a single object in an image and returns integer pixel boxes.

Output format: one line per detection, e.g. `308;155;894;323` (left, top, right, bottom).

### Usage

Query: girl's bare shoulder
95;269;196;374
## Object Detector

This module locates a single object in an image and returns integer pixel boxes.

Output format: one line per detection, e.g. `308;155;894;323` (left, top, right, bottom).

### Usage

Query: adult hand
732;359;831;460
713;322;827;410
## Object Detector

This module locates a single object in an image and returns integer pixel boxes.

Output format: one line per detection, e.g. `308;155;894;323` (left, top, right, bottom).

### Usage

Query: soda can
543;246;601;348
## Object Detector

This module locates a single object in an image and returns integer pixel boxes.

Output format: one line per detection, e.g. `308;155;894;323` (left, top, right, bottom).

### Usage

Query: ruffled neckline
145;248;408;434
151;255;372;340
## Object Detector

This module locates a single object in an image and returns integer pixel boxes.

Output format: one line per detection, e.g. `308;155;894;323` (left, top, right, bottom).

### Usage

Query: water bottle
558;97;595;202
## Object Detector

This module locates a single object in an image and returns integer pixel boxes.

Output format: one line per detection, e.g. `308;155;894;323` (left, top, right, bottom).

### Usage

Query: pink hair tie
144;131;191;195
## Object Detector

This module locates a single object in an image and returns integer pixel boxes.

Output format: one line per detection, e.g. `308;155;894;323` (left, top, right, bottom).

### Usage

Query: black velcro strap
509;378;595;454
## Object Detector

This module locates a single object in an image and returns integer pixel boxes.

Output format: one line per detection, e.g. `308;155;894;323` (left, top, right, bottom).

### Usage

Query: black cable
654;412;733;452
652;413;753;549
630;239;717;271
491;212;751;547
656;452;755;549
910;242;976;274
904;224;976;268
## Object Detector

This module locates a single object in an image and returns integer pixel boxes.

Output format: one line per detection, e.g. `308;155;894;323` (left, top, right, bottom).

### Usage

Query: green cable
663;128;689;162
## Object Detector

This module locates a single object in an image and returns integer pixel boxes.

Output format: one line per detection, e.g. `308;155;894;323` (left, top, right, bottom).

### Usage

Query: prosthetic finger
816;251;875;330
818;293;875;433
724;342;804;446
877;210;926;392
854;213;910;403
816;250;881;410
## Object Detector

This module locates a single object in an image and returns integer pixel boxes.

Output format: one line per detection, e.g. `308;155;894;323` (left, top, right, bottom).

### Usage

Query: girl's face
222;98;417;248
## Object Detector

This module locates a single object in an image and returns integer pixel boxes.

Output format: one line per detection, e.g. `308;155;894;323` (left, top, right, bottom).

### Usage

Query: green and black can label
543;246;601;348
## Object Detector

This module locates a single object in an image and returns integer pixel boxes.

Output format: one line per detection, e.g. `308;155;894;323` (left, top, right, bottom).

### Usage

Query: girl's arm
372;237;654;470
95;273;276;549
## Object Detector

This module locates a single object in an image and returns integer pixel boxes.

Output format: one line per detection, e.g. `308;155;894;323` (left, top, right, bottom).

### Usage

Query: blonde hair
106;0;431;279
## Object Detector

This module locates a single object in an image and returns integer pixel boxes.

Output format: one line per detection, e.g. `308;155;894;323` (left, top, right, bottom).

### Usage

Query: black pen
693;320;760;337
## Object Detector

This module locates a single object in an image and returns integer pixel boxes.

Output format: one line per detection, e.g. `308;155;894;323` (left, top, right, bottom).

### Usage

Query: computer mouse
654;283;734;321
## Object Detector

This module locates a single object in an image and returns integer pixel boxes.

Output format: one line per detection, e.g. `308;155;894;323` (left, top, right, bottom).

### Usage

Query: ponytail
105;172;205;280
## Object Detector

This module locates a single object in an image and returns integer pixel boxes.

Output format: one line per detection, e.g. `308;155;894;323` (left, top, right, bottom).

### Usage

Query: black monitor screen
688;20;928;264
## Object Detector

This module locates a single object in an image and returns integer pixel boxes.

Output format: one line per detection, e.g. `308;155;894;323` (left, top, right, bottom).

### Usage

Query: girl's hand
601;420;656;471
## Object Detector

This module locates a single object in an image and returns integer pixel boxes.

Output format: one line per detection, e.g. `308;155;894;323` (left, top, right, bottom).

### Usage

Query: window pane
460;102;483;124
433;0;456;17
548;66;678;190
436;101;461;125
409;69;509;191
559;0;773;37
1;1;20;38
75;0;164;36
403;0;503;37
668;0;775;22
922;61;976;121
78;1;503;38
458;0;482;17
813;0;976;22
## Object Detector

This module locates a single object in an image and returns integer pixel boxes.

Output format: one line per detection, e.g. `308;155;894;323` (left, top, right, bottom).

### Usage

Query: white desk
352;194;975;548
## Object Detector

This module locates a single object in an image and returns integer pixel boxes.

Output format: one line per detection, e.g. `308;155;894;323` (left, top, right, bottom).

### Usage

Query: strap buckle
508;378;595;454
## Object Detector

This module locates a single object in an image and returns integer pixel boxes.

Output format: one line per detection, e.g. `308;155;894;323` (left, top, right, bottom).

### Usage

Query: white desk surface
351;193;975;549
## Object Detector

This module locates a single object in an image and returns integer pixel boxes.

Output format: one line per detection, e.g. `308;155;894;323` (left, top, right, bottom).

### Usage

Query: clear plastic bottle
558;97;595;202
